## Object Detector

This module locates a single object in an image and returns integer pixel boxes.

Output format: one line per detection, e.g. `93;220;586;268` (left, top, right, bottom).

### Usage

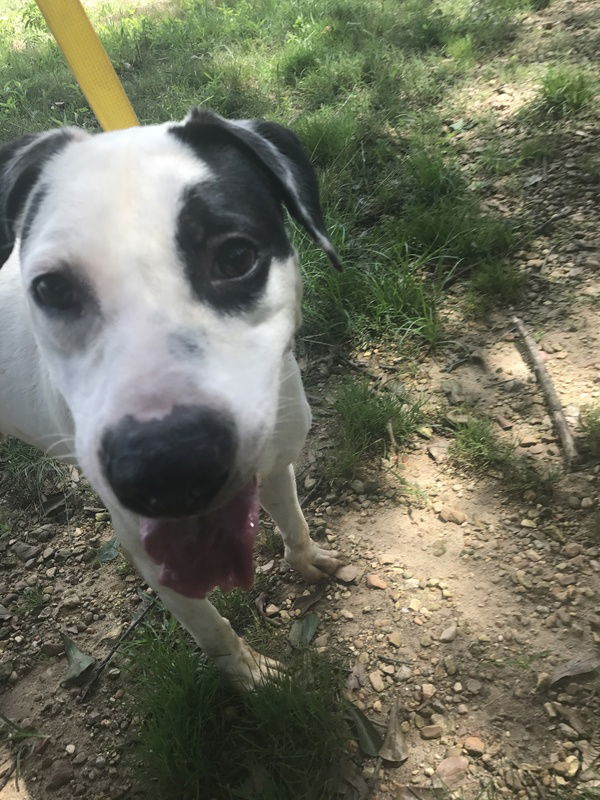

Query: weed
519;134;560;165
449;418;558;496
258;525;284;559
329;379;422;478
0;437;72;512
528;67;595;119
580;405;600;459
122;612;349;800
17;587;47;617
469;261;526;311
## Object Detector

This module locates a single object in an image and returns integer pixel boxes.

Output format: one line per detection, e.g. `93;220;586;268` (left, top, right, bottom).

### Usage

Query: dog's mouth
139;481;258;598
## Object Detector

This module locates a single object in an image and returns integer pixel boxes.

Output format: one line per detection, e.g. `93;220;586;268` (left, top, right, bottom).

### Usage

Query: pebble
463;736;486;756
366;574;388;590
443;655;458;676
396;665;412;681
335;565;359;583
435;755;469;788
439;507;467;525
369;670;385;692
581;497;594;509
421;683;436;700
439;621;458;642
388;631;402;648
65;744;76;755
421;725;443;740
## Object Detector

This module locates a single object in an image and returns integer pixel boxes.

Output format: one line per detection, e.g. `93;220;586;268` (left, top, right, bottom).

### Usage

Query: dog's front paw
216;642;283;691
285;542;342;583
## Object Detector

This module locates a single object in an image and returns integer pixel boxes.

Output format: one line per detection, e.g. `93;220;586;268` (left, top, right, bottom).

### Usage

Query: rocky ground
1;0;599;798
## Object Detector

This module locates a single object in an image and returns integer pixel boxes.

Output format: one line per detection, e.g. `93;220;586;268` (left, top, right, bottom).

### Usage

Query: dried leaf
345;703;383;758
96;536;120;563
289;612;320;649
60;634;95;687
292;586;325;616
379;699;409;763
550;654;600;687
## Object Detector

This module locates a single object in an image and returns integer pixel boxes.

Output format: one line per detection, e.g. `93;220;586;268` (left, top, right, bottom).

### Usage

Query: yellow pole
35;0;139;132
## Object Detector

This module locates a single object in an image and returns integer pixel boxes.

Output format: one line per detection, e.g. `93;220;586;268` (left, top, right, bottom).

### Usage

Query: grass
329;378;422;478
527;66;595;120
449;417;559;496
0;437;72;512
469;261;527;312
580;405;600;459
122;611;349;800
16;586;47;617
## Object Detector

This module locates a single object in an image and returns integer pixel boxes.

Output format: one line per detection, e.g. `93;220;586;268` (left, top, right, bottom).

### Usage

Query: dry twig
512;316;578;467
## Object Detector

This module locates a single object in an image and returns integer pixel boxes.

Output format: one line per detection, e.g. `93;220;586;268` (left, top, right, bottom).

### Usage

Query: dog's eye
212;239;258;281
31;273;82;313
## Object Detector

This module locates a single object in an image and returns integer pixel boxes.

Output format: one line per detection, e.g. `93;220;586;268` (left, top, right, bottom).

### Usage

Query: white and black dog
0;109;342;688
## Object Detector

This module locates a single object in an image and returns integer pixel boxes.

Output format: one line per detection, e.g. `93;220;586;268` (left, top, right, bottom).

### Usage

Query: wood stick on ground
511;315;578;467
80;596;157;701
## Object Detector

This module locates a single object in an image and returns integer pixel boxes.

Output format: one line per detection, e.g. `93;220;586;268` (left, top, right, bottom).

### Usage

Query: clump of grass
449;418;558;496
470;261;526;311
17;587;47;617
529;67;595;119
122;613;349;800
580;405;600;458
519;133;560;165
329;379;422;478
0;437;72;511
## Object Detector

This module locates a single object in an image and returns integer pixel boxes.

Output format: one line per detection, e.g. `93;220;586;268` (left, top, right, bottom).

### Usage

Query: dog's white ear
173;109;342;270
0;128;84;264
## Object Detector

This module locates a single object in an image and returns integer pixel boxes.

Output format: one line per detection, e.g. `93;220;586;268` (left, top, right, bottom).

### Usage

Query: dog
0;109;342;689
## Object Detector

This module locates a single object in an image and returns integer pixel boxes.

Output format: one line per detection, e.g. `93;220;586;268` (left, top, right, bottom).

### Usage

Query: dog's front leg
110;510;279;690
260;464;342;582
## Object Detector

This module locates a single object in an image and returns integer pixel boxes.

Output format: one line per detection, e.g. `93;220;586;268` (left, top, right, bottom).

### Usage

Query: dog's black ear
0;129;83;265
172;109;342;270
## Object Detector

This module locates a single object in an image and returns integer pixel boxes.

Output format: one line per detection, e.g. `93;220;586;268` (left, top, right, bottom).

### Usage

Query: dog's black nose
99;405;237;517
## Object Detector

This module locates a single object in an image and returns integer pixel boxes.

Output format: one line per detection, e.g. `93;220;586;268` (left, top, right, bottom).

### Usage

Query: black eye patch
174;149;294;313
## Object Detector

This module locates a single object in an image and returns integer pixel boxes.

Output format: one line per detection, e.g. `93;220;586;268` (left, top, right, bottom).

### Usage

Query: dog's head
1;110;338;597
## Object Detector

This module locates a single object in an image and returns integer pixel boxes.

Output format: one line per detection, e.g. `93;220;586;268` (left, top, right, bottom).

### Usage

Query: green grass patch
449;417;558;496
580;405;600;459
527;66;595;120
0;437;72;511
469;261;527;311
122;613;349;800
329;378;422;478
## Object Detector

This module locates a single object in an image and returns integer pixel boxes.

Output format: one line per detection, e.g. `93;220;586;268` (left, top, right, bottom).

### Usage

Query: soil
1;0;599;797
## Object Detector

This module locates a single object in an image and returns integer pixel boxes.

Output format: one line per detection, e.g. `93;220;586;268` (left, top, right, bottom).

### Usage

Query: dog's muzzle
99;405;237;517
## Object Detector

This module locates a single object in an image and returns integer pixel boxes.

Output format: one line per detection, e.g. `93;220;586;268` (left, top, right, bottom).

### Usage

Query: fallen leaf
60;634;95;687
292;586;325;616
96;536;120;563
345;703;383;758
379;698;409;763
289;612;320;648
550;654;600;687
254;592;268;617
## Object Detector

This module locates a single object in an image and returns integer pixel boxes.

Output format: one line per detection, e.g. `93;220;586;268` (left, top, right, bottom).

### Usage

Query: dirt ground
1;0;600;797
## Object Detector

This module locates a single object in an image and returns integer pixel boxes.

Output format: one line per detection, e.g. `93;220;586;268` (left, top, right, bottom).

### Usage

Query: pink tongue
139;483;258;598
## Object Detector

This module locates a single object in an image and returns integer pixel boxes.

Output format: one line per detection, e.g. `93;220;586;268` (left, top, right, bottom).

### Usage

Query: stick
512;316;578;467
79;596;157;701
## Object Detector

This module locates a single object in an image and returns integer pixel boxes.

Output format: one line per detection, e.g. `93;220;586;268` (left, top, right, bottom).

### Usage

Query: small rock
421;725;443;740
435;755;469;788
422;683;436;701
388;632;402;648
396;665;412;681
47;760;74;791
443;655;458;676
65;744;76;755
563;543;583;557
62;594;81;609
366;574;388;590
432;541;447;557
350;479;365;494
369;670;385;692
536;672;552;692
335;565;359;584
12;541;41;561
567;496;581;509
439;508;467;525
73;753;87;766
265;604;280;617
581;497;594;509
465;678;482;695
439;621;458;642
463;736;485;756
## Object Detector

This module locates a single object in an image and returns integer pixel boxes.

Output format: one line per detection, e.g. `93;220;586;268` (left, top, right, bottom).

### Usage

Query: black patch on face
173;137;293;312
0;129;76;268
21;185;47;245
